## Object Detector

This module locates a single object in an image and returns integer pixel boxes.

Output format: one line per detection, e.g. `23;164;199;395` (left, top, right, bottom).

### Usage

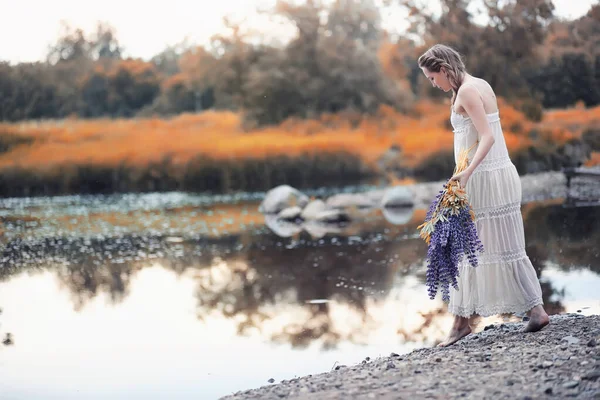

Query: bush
518;98;543;122
0;151;374;198
512;137;591;175
582;127;600;151
412;150;455;182
0;131;35;154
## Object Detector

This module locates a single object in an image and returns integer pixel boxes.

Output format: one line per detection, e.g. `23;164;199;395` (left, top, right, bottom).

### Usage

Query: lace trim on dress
451;110;501;131
457;246;529;266
451;109;500;123
452;125;468;135
473;201;521;220
448;296;543;318
477;247;529;265
473;155;513;173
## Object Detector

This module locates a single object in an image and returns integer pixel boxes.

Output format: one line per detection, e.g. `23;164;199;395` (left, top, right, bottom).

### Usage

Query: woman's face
421;67;452;92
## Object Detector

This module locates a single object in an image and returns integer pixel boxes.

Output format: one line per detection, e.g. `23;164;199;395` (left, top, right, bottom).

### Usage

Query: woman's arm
450;85;495;187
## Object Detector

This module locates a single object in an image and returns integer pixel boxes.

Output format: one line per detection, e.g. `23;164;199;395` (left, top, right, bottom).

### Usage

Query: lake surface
0;188;599;400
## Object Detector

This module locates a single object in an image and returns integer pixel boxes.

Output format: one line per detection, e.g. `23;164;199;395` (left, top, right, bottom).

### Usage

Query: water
0;190;599;400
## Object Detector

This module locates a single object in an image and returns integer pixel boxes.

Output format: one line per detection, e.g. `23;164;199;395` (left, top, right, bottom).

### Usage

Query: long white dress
448;106;544;317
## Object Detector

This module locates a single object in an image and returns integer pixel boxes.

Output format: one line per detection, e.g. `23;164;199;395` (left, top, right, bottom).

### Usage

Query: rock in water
380;186;414;208
259;185;309;214
380;186;414;225
325;193;378;210
314;209;351;224
382;206;414;225
264;215;302;238
300;200;328;220
277;206;303;222
303;221;342;239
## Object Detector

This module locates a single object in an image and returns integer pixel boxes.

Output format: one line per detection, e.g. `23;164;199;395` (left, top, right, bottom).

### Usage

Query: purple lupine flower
420;182;484;302
424;188;445;222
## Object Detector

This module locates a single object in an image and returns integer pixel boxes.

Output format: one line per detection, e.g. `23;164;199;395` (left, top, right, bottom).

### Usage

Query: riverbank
321;169;599;212
221;314;600;399
0;101;598;198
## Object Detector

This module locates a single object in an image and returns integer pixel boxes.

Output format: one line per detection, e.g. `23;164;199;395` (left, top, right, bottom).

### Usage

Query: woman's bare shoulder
457;77;497;112
456;83;481;104
473;77;496;96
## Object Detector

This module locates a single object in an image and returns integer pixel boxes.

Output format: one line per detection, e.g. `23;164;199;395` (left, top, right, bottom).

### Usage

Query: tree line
0;0;599;126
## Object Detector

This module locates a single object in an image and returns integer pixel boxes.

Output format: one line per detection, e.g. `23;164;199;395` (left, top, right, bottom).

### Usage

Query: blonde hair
418;44;466;105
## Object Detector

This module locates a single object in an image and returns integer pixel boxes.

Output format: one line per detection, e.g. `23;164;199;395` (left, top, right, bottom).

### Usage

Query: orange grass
539;105;600;127
1;101;598;172
586;152;600;167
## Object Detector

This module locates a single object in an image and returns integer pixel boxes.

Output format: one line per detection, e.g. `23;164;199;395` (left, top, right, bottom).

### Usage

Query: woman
418;44;550;347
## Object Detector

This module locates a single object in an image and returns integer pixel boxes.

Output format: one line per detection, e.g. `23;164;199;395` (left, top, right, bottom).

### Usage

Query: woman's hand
450;169;472;189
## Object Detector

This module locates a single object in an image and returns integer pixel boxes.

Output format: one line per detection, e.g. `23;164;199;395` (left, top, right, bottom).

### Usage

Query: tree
80;59;160;117
477;0;554;95
220;0;411;126
529;52;599;108
44;22;125;118
150;39;194;76
527;4;600;108
209;17;262;111
398;0;555;99
89;23;123;60
46;23;90;64
47;21;123;65
0;62;63;121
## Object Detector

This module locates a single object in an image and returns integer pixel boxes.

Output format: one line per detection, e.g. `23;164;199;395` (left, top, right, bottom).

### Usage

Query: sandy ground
221;314;600;399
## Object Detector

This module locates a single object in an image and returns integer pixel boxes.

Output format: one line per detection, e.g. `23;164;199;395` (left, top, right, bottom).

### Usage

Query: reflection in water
2;332;13;346
264;215;303;238
524;203;600;273
195;231;423;349
0;198;599;398
381;206;415;225
1;201;598;344
0;305;11;346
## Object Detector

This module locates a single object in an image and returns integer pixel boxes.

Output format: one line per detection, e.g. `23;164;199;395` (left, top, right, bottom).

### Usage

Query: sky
0;0;596;64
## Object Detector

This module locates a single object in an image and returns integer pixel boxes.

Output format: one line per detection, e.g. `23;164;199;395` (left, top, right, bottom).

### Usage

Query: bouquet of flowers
417;145;484;302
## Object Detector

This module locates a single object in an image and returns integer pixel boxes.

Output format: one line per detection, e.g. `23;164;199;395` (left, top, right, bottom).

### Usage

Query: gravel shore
221;314;600;400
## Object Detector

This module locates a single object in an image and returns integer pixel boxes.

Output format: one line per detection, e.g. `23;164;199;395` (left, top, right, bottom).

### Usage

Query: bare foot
438;316;472;347
524;305;550;333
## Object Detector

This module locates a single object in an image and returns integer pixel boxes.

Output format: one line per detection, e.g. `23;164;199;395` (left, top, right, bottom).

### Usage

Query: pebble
562;336;581;345
583;369;600;381
562;381;579;389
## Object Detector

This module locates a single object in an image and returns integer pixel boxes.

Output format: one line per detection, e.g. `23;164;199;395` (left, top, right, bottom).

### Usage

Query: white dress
448;106;544;317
